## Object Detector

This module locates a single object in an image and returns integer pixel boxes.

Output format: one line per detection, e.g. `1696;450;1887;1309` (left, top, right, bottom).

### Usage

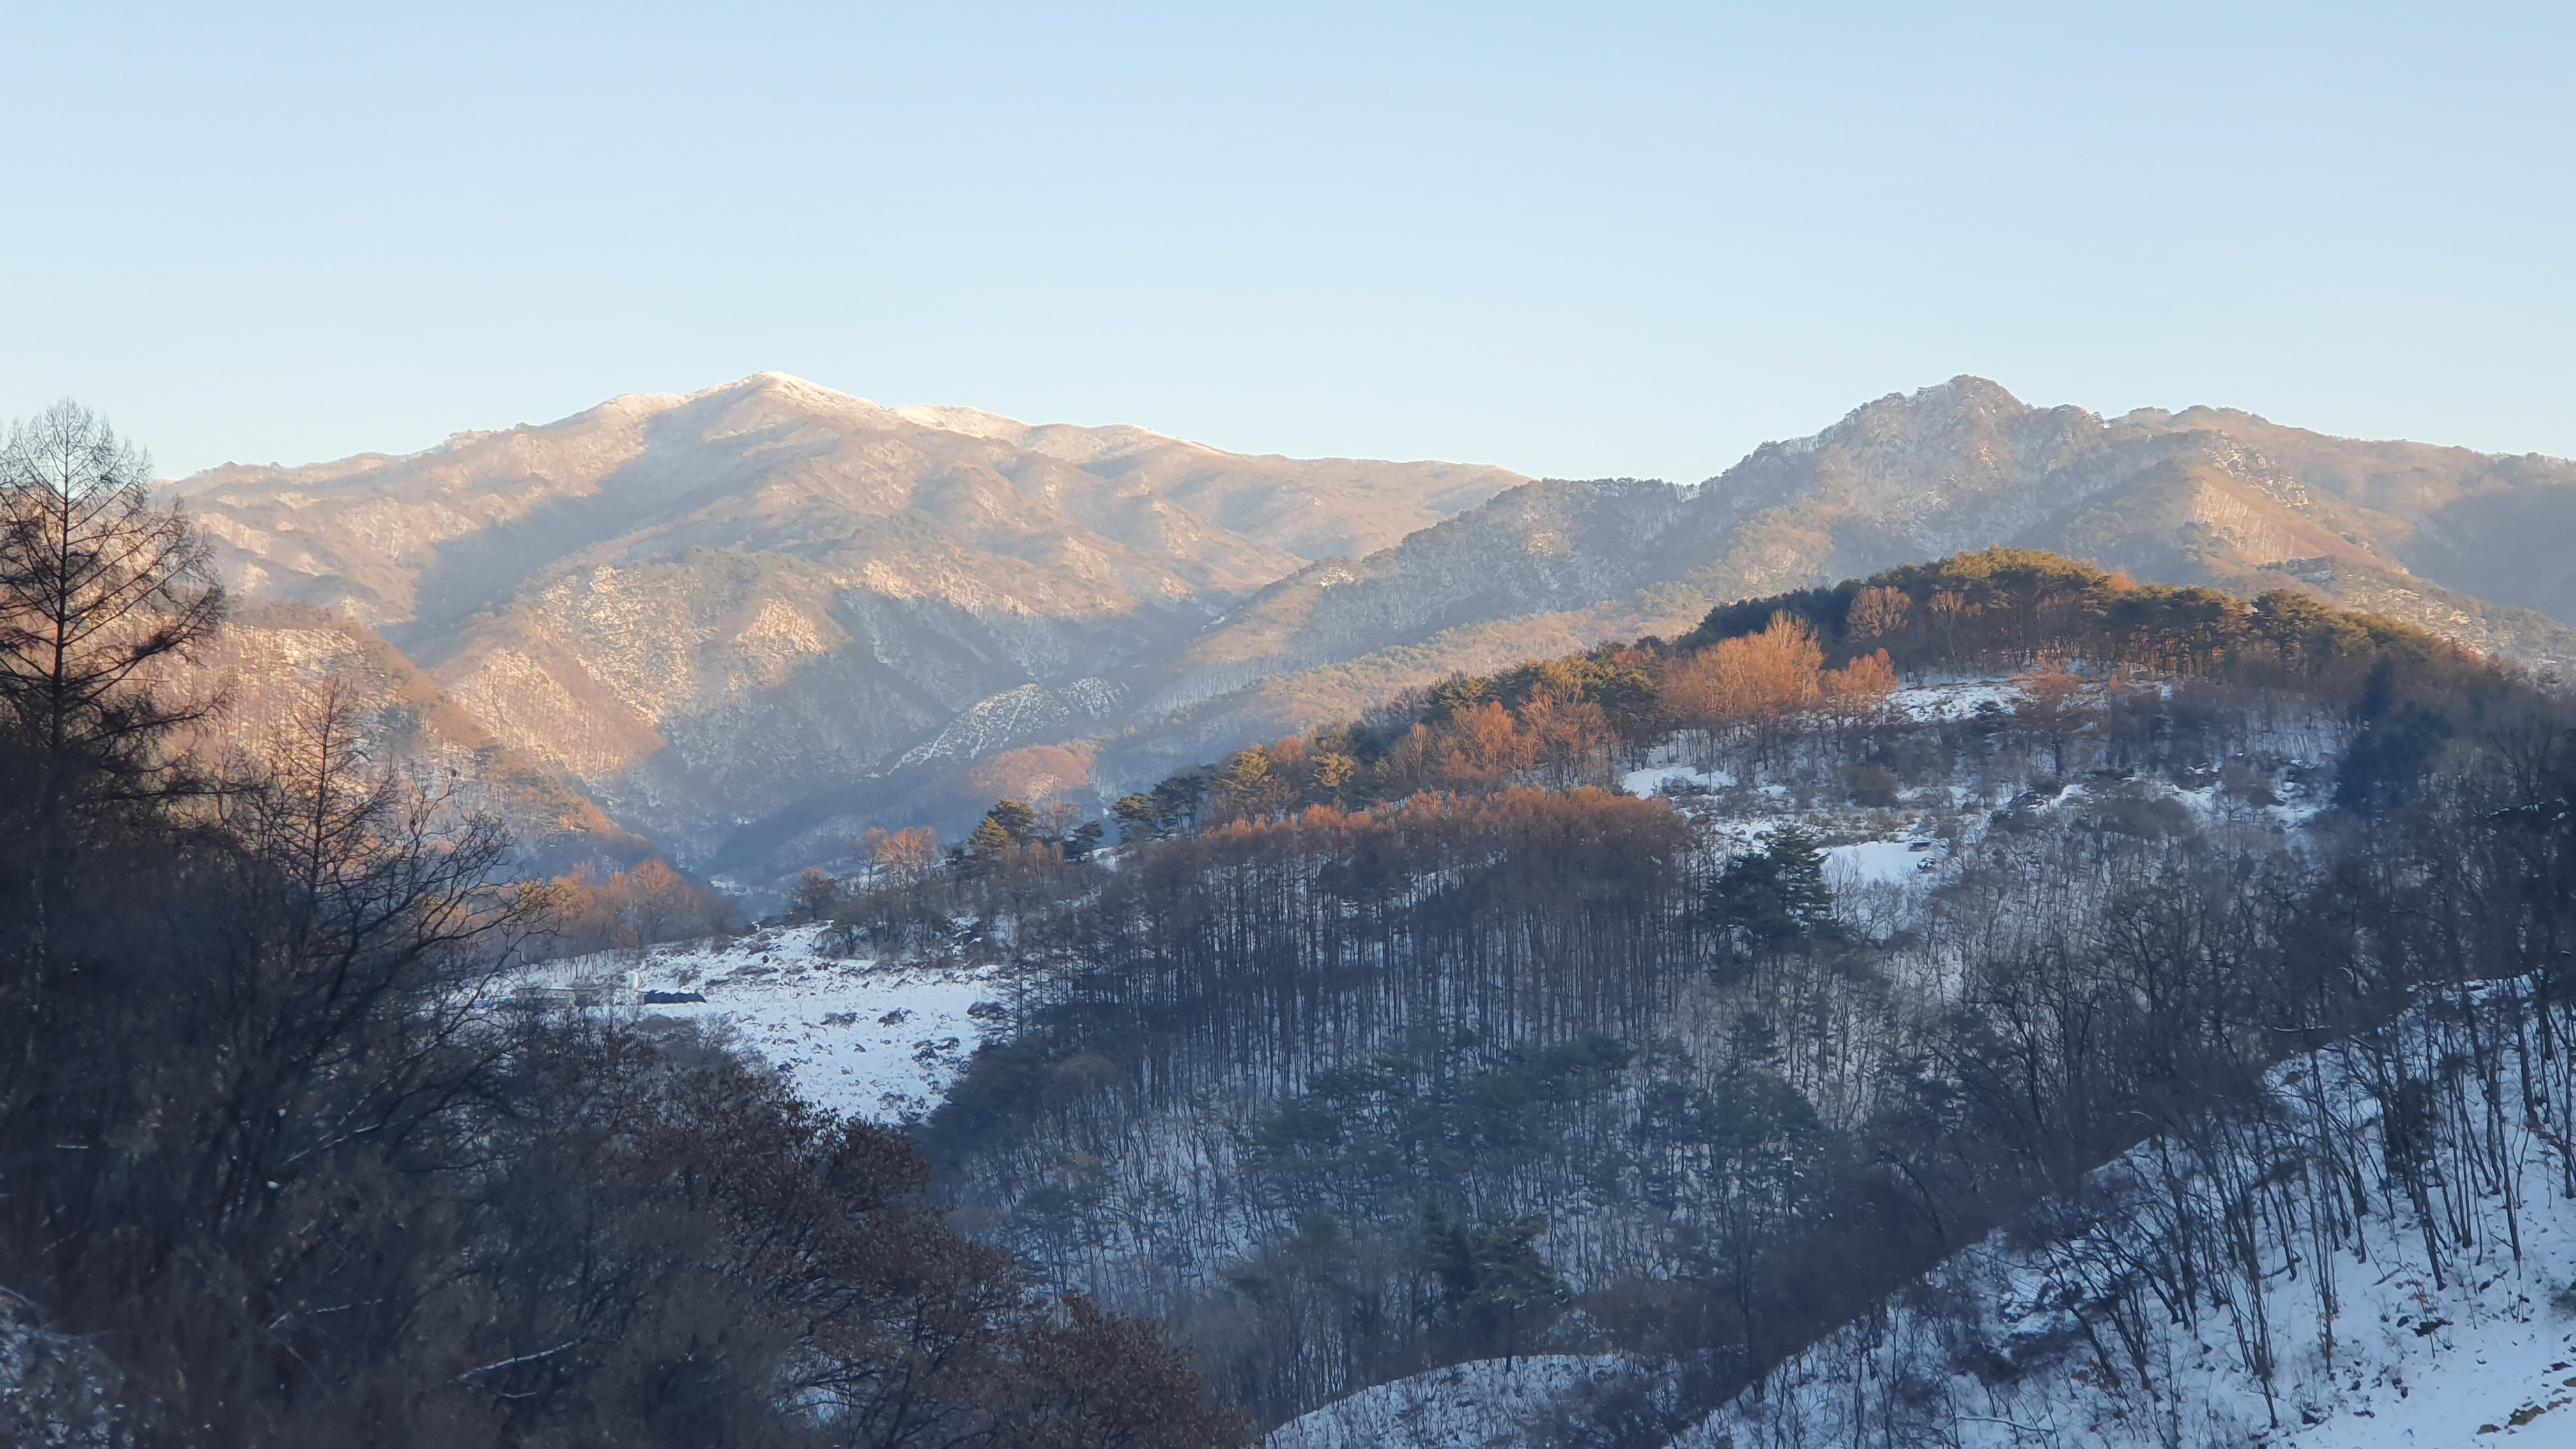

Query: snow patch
629;926;1006;1121
1825;838;1936;887
1621;765;1734;796
1269;1355;1653;1448
1889;679;2020;721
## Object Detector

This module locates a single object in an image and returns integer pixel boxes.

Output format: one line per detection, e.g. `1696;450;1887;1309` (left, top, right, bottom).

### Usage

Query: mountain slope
1078;380;2576;797
179;373;1519;638
1270;977;2576;1448
179;374;1525;864
1184;378;2576;700
148;597;649;873
182;374;2576;885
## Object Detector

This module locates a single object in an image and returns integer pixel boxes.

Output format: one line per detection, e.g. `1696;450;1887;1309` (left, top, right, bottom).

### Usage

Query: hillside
148;595;650;875
596;553;2571;1436
1089;379;2576;801
32;481;2570;1441
178;376;2576;889
178;374;1524;868
1276;974;2576;1447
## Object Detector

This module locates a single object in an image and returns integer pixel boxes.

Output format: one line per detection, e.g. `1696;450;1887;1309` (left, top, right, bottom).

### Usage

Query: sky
4;3;2571;484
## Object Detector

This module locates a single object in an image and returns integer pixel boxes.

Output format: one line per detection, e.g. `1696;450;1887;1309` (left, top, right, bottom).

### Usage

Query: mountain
176;374;1524;872
178;374;1518;633
148;595;651;875
179;374;2576;888
1092;378;2576;794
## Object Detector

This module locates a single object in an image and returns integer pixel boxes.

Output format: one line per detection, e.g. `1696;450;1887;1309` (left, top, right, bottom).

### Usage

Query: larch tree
1844;584;1911;642
0;400;225;795
0;399;225;994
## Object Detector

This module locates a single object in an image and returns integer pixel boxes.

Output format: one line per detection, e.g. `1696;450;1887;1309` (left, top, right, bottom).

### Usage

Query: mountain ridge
1065;378;2576;815
175;372;1529;871
173;373;2576;889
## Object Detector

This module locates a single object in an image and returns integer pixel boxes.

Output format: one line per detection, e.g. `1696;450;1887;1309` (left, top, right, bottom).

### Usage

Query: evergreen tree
1462;1213;1566;1367
1705;824;1840;955
1111;792;1162;842
2332;660;2455;815
986;797;1039;842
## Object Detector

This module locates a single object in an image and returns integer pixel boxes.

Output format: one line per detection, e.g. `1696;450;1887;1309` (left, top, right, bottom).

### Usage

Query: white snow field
1887;679;2022;721
613;925;1008;1121
1622;764;1737;796
1822;837;1935;887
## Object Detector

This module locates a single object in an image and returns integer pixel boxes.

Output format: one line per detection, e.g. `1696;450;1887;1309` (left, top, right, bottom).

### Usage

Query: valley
12;389;2576;1447
20;10;2564;1443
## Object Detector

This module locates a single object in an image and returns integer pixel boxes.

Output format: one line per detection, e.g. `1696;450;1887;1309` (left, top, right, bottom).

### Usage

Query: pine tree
985;797;1039;842
1462;1214;1566;1356
967;816;1014;859
1705;824;1840;955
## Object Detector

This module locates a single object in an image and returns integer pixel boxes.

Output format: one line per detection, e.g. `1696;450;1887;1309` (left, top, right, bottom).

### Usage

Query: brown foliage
864;825;941;883
2012;657;2095;774
1517;688;1616;789
1436;701;1535;790
1844;585;1911;641
1007;1295;1255;1448
538;856;733;954
968;742;1099;805
1820;648;1898;709
1666;613;1824;732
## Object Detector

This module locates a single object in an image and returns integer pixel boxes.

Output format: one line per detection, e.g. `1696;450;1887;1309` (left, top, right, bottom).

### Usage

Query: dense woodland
809;550;2576;1433
0;404;1248;1446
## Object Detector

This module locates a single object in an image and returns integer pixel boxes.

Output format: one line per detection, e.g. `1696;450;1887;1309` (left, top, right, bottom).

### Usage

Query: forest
0;405;1248;1446
10;397;2576;1446
814;548;2576;1434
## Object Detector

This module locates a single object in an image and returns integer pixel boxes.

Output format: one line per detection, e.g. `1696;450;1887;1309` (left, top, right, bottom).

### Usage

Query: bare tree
0;399;225;979
0;400;226;782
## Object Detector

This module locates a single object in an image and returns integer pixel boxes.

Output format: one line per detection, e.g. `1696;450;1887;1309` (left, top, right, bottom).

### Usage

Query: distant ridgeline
1041;547;2509;841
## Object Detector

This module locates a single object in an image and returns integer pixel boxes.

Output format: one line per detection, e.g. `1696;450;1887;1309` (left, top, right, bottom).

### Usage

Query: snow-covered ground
1683;1090;2576;1448
1272;981;2576;1448
1622;764;1736;796
1268;1355;1662;1449
1823;837;1938;887
613;926;1009;1121
1889;678;2020;721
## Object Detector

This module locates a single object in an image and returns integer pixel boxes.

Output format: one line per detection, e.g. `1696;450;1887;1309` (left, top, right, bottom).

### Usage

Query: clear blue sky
5;3;2570;484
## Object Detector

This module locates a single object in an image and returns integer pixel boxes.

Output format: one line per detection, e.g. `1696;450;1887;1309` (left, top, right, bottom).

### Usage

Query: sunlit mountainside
180;373;2576;893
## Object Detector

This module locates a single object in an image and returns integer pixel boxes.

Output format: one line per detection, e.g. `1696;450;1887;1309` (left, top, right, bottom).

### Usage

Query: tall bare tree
0;399;225;988
0;399;225;793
